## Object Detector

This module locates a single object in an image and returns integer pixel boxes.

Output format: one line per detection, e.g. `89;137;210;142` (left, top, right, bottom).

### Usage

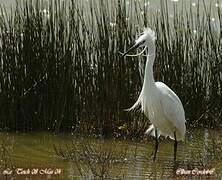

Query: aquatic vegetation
0;0;221;135
207;133;222;160
54;140;128;178
0;133;14;179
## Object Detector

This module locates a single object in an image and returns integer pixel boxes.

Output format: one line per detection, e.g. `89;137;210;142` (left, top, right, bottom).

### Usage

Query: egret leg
153;129;158;161
174;131;177;161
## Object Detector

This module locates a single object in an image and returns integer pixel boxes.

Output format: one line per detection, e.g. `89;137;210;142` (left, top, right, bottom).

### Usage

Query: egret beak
122;40;145;57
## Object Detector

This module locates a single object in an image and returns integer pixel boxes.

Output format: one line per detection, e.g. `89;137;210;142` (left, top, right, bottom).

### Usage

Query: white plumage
123;27;186;160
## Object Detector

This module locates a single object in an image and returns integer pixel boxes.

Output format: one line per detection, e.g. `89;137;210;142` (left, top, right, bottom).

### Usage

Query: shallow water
0;128;222;179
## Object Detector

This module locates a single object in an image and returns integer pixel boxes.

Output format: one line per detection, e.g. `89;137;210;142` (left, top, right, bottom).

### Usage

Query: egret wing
156;82;186;140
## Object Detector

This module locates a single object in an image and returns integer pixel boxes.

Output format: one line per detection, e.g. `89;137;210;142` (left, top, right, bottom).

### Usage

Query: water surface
0;128;222;179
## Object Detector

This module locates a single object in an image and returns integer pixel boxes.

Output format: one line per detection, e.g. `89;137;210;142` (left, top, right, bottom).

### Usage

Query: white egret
122;28;186;161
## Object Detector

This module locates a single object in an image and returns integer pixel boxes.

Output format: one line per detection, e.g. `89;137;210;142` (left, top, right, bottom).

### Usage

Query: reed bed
0;0;221;136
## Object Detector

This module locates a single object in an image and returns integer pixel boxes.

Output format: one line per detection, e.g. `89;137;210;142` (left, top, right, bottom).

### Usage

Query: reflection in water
135;146;143;179
0;129;222;179
203;129;209;165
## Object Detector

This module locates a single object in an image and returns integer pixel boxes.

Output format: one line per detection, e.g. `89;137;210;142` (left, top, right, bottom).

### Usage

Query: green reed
0;0;221;136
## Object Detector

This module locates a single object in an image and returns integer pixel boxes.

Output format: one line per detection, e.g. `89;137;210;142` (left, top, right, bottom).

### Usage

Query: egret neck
143;42;156;92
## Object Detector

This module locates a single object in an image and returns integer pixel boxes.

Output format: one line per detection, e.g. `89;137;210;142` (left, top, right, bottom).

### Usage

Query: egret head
122;28;156;56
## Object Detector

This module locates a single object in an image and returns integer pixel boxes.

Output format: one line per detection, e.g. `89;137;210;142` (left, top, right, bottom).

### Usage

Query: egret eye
140;40;146;46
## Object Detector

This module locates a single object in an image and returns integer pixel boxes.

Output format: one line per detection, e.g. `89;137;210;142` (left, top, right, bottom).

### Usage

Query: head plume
121;27;156;57
143;27;156;41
